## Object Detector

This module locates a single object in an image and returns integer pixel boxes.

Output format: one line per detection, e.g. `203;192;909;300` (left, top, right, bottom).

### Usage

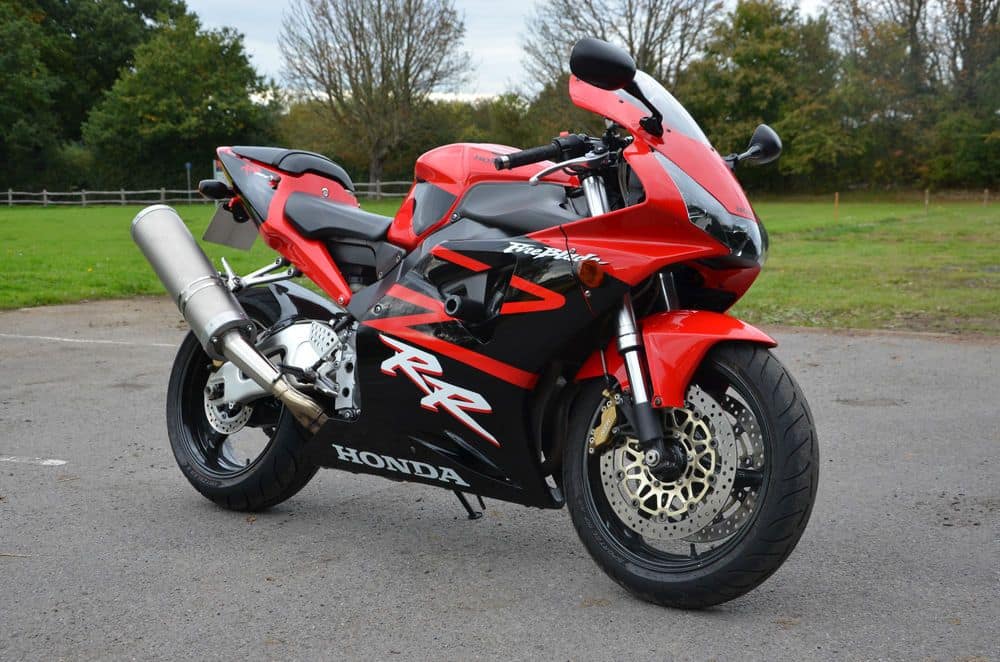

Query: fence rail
4;181;412;207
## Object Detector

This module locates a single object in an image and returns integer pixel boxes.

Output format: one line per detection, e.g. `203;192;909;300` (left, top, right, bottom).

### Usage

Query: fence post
376;180;382;201
984;189;989;206
160;187;166;203
834;191;839;222
924;188;929;215
81;190;87;208
42;189;48;207
120;188;125;206
6;188;11;207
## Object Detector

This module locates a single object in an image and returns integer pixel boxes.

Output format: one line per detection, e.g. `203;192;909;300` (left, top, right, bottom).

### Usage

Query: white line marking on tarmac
0;333;174;348
0;456;68;467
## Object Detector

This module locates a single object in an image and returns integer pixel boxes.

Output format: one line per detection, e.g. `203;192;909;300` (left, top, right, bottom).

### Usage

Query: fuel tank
387;143;578;250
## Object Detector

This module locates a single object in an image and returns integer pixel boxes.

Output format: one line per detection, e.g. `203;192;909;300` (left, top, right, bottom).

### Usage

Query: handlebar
493;134;590;170
494;143;562;170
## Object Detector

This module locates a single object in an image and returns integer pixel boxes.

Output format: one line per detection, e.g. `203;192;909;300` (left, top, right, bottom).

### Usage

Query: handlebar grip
493;142;563;170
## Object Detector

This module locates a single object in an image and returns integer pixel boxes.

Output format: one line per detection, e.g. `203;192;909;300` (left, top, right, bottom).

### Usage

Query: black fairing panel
346;218;507;319
305;235;630;507
218;149;276;222
232;145;355;192
455;183;584;234
266;280;343;322
411;182;458;236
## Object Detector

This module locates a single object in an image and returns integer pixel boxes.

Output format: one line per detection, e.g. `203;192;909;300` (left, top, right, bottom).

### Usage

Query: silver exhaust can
131;205;329;433
130;205;252;359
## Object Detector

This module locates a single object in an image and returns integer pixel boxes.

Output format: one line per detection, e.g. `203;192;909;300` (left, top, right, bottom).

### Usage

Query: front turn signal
577;260;605;288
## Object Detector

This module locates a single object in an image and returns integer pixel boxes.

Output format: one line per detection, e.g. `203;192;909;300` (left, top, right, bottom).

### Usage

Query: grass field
1;198;997;333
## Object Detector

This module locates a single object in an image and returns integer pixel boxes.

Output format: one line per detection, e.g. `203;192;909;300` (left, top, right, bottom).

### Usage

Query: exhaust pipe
131;205;328;433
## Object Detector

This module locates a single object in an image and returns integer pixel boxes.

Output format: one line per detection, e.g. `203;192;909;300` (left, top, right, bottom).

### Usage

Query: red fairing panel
575;310;776;408
264;169;358;306
528;139;729;286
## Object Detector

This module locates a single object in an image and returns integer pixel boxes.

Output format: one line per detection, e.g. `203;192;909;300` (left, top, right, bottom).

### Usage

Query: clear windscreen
615;71;711;146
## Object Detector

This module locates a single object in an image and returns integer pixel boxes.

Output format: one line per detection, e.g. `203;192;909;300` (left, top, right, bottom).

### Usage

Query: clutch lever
528;151;609;186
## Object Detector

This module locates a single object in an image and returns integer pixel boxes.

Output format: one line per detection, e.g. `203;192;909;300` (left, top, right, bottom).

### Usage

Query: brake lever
528;152;609;186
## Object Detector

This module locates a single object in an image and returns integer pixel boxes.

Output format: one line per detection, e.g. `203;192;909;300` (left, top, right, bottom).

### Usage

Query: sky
185;0;824;97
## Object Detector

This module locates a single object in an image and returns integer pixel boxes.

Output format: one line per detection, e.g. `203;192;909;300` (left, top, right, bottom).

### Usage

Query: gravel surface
1;298;997;661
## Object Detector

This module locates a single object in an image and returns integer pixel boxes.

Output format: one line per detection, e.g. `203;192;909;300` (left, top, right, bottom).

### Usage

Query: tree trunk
368;155;384;199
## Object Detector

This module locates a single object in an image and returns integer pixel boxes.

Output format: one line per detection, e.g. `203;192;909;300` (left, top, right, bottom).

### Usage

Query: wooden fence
4;181;411;206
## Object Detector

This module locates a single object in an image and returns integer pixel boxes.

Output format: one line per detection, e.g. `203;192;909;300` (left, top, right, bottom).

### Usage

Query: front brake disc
598;385;738;541
683;393;765;543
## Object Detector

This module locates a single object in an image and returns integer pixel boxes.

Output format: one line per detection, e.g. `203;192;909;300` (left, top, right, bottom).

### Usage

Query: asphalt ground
0;298;996;661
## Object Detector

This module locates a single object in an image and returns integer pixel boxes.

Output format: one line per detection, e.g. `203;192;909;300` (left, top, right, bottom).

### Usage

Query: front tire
564;343;818;608
166;288;319;511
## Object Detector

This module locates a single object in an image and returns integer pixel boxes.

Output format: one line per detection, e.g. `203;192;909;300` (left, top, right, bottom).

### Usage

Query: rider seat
284;192;393;242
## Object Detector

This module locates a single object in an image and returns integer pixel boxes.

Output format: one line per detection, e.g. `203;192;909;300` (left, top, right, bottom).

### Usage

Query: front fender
575;310;776;408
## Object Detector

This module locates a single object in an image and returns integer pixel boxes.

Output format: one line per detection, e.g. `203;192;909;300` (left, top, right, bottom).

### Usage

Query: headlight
654;153;767;267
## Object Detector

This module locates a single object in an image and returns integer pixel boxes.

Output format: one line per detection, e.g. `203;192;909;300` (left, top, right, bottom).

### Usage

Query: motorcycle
132;38;818;608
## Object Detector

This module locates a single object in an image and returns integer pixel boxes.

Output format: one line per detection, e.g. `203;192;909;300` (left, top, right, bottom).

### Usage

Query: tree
82;14;278;188
0;1;61;188
927;0;999;187
939;0;999;104
678;1;853;190
521;0;721;89
522;74;605;145
31;0;189;142
280;0;469;184
276;94;542;182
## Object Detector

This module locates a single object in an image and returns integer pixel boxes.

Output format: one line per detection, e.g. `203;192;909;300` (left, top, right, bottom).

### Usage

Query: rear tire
563;343;818;608
166;288;319;511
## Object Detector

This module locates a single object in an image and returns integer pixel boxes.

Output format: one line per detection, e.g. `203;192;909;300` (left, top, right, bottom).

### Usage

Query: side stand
454;491;486;520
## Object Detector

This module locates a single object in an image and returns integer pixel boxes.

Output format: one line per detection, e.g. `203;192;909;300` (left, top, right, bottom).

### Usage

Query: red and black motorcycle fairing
305;235;631;508
212;67;774;508
144;39;821;610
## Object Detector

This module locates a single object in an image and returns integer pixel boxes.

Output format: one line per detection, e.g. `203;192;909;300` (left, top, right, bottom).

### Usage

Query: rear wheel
166;288;319;511
563;343;818;608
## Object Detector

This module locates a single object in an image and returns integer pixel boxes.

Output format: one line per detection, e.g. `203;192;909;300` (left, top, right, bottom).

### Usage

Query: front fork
584;172;687;478
614;295;687;477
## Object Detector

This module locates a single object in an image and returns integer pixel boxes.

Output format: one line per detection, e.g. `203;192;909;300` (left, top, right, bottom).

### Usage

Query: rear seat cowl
232;146;355;193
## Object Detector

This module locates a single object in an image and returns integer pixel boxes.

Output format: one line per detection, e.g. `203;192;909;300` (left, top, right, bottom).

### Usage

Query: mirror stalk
624;82;664;137
728;125;782;169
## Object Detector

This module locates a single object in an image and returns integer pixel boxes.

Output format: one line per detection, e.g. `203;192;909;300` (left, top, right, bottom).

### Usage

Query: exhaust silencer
131;205;328;433
131;205;252;358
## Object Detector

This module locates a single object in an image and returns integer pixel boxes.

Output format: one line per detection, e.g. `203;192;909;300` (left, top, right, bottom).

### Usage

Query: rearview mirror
738;124;782;166
570;38;636;91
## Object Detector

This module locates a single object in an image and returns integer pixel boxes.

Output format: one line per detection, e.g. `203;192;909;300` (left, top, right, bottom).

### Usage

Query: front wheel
563;343;818;608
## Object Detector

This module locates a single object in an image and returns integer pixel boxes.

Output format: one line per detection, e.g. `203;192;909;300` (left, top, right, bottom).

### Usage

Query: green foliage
677;1;855;190
0;0;191;188
31;0;188;142
926;110;1000;188
0;1;61;188
82;14;278;188
277;93;579;182
522;75;605;144
3;0;997;192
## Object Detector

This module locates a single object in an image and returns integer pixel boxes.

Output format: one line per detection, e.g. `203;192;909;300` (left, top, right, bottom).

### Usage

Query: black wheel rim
582;359;772;573
178;342;283;479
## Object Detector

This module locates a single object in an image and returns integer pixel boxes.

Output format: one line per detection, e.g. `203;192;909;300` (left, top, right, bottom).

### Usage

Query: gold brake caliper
588;390;617;454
